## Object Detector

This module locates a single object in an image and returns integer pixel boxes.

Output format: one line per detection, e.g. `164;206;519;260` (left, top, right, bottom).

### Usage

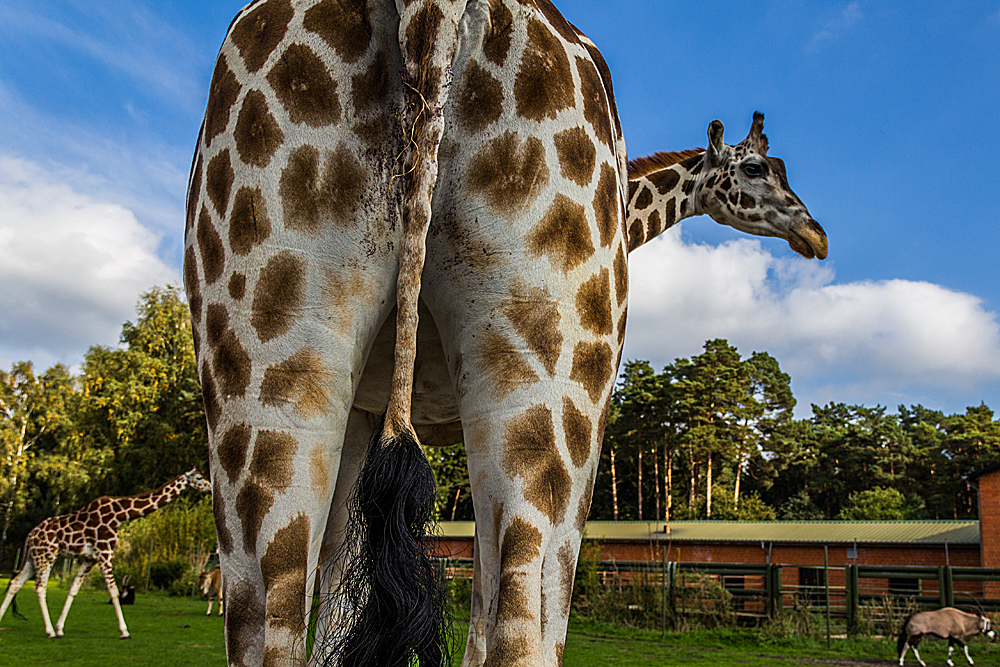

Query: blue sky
0;0;998;417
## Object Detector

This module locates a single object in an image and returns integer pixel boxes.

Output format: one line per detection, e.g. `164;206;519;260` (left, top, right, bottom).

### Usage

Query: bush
114;495;216;592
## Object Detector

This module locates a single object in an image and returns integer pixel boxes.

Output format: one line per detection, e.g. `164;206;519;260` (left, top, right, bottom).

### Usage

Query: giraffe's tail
324;4;465;667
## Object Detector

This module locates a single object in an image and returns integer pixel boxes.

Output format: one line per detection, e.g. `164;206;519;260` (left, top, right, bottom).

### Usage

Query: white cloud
623;227;1000;414
806;1;863;52
0;155;180;370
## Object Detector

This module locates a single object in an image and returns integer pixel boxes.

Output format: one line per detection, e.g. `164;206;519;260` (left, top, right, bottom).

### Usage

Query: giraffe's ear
746;111;769;154
706;120;726;166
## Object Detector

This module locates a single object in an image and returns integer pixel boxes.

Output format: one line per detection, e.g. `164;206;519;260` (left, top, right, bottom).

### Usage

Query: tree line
3;288;998;568
592;340;1000;523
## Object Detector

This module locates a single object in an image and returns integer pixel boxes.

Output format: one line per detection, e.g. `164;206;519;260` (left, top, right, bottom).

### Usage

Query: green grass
0;579;225;665
4;579;1000;666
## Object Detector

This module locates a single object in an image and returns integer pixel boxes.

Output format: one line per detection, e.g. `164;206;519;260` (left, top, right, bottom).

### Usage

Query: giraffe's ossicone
185;1;826;666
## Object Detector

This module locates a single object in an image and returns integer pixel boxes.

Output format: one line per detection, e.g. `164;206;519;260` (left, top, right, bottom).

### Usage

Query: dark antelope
898;607;995;666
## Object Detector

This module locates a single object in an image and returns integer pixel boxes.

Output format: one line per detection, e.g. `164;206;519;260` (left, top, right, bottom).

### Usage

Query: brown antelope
197;567;222;617
898;607;995;666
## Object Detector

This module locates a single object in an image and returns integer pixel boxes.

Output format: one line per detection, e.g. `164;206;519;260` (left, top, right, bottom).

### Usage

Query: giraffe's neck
625;151;706;253
113;476;188;522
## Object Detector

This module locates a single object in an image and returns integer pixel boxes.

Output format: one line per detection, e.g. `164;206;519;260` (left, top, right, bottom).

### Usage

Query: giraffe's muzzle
788;218;828;260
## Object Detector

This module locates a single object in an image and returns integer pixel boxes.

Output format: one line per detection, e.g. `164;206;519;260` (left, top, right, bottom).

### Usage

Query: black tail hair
324;418;451;667
897;613;915;658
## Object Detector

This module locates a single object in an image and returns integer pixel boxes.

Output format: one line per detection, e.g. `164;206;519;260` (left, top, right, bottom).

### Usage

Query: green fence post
668;561;677;625
944;566;954;608
824;546;831;650
766;564;782;618
846;564;859;636
661;546;667;638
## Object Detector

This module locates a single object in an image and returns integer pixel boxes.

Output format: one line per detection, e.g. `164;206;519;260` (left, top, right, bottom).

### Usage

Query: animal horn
958;591;987;616
746;111;769;155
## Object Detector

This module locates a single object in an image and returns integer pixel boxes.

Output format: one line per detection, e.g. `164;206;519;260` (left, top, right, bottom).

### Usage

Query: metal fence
435;555;1000;638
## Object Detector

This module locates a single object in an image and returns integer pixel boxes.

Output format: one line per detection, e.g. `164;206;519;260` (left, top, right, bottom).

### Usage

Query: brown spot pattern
229;273;247;300
628;220;644;252
502;281;562;377
230;0;294;73
225;579;266;664
259;346;331;419
206;150;235;217
582;42;623;141
649;168;680;196
570;341;613;403
236;480;273;554
558;543;576;614
483;0;513;66
351;49;392;113
230;186;272;255
467;132;549;215
218;424;252;483
562;397;592;468
593;163;618;247
647;209;661;239
633;186;652;211
197;206;226;285
186;154;203;233
204;56;241;147
214;330;252;397
404;3;445;101
527;194;594;274
267;43;341;127
553;127;596;186
184;247;203;319
249;430;298;491
533;0;581;44
201;366;220;431
212;483;234;554
303;0;371;64
483;635;530;667
575;472;595;533
260;515;309;632
514;19;575;122
481;330;539;400
235;90;284;168
280;144;367;232
251;251;305;343
503;405;572;524
575;269;612;336
576;56;612;148
456;59;503;135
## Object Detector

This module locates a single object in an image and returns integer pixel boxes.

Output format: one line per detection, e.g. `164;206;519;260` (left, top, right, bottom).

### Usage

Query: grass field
3;580;1000;666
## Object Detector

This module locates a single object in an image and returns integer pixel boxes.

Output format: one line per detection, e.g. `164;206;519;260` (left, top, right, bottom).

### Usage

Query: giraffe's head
697;112;828;260
183;468;212;492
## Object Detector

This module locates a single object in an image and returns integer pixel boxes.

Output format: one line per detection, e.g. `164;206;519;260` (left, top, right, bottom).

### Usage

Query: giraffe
0;468;211;639
183;1;827;665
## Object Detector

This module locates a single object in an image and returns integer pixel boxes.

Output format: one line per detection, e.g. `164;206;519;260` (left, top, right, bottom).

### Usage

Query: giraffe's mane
627;149;704;180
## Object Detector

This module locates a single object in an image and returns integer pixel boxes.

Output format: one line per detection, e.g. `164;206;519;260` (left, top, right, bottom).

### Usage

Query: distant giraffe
0;469;211;638
184;1;827;665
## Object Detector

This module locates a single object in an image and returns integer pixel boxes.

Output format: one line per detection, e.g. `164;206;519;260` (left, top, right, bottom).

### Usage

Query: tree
75;286;208;498
838;486;924;521
0;362;77;565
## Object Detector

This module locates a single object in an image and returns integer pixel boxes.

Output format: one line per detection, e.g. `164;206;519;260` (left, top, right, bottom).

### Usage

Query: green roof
433;520;979;545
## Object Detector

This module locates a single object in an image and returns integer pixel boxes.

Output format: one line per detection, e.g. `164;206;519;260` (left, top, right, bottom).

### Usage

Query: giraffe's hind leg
31;551;58;637
96;554;129;638
54;559;95;636
311;407;376;665
0;556;34;623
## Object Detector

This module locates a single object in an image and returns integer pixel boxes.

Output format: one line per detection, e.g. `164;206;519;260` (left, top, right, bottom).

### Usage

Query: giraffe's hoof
120;634;131;640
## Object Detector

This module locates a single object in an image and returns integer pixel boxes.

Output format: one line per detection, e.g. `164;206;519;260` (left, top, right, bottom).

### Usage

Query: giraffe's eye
742;163;764;178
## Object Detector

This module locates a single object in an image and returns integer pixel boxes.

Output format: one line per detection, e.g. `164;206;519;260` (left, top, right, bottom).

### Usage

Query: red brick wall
978;470;1000;596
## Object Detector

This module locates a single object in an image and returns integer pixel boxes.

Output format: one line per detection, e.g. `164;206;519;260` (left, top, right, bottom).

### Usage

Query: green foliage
837;486;926;521
113;496;216;591
426;442;473;521
779;490;825;520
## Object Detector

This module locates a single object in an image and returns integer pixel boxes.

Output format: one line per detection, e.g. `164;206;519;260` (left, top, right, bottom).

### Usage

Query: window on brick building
799;567;826;605
889;577;920;597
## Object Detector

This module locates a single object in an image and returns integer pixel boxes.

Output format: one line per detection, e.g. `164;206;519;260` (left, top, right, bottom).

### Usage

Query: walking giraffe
184;1;827;665
0;469;211;638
